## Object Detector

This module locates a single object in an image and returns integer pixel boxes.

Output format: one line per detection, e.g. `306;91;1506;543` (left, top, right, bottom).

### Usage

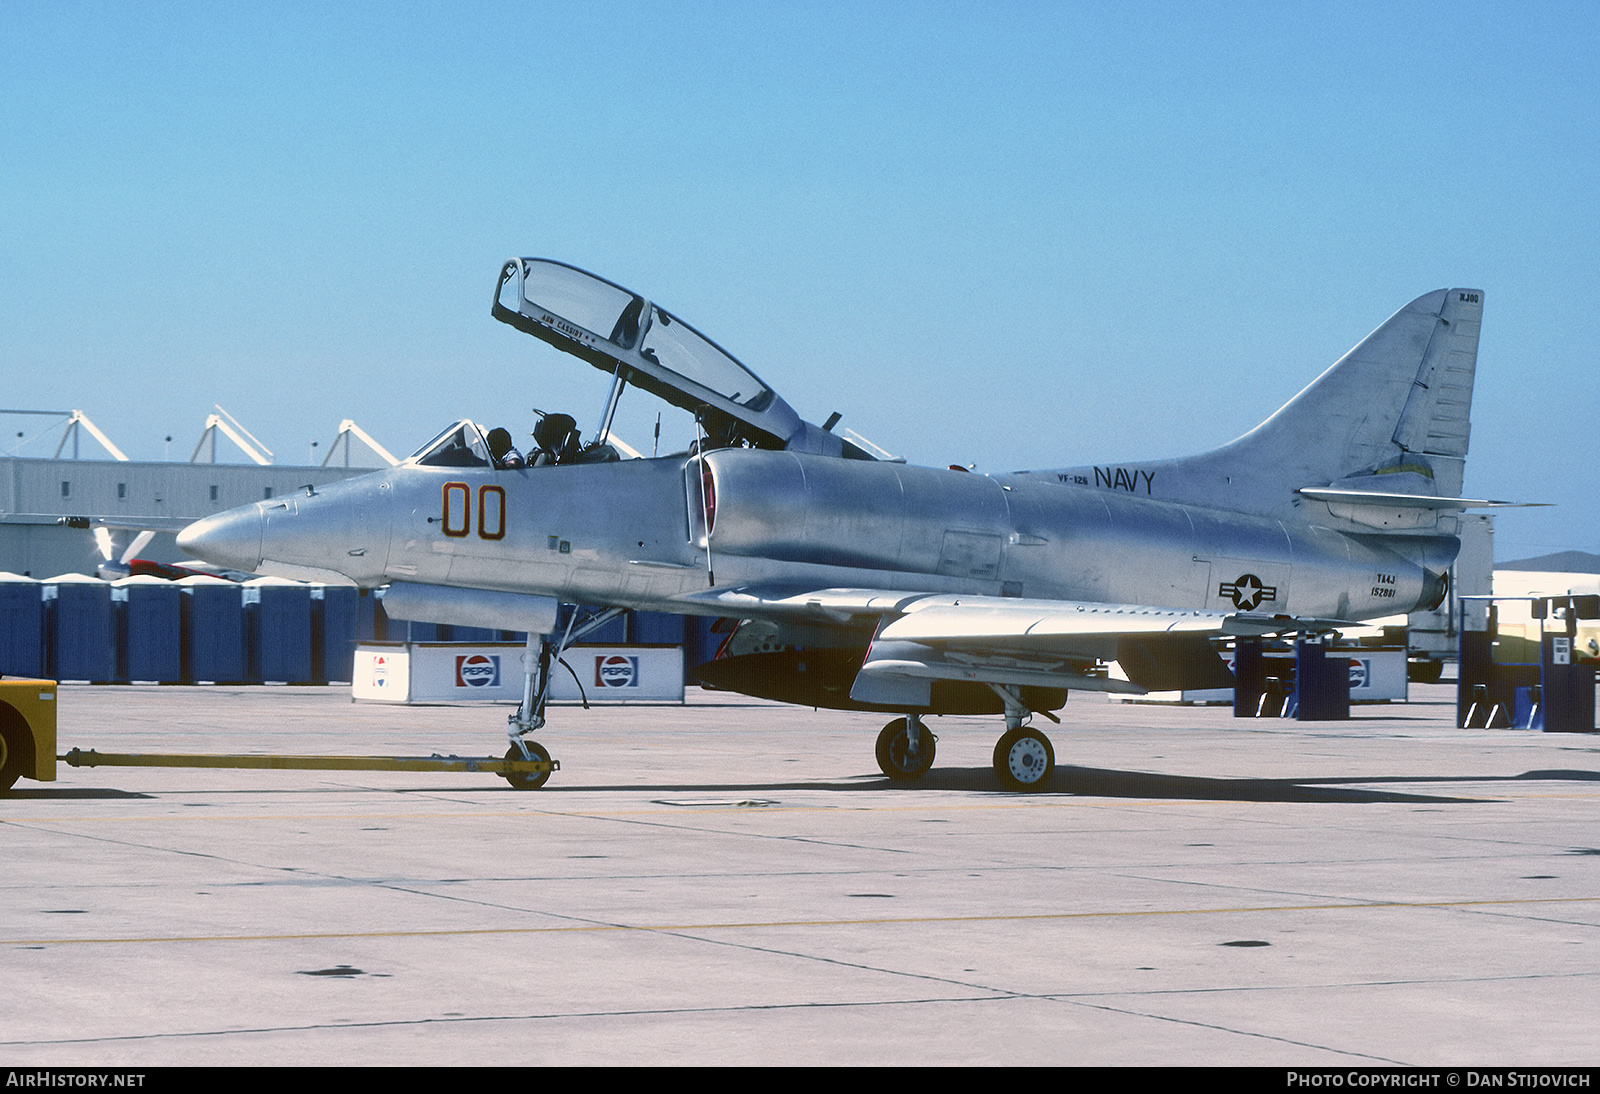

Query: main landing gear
993;727;1055;792
876;716;936;781
501;604;626;790
874;685;1058;792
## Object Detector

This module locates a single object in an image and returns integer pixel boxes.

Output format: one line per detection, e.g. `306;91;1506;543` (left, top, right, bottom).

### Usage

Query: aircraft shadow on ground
469;766;1600;803
14;769;1593;805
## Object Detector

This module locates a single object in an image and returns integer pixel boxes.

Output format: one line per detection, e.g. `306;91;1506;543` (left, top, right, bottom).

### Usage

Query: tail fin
1041;288;1484;525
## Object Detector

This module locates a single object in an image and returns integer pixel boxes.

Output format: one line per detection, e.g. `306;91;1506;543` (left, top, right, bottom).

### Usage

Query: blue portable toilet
180;576;248;683
582;607;627;645
114;576;182;683
311;584;359;683
685;614;721;671
0;574;45;678
403;620;441;642
1232;638;1265;717
357;587;385;641
46;574;117;683
245;578;312;683
376;589;438;642
1295;639;1351;720
633;611;686;646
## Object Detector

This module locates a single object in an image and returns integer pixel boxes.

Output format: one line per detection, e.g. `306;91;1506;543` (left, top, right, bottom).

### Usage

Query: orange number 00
478;485;506;540
442;482;505;540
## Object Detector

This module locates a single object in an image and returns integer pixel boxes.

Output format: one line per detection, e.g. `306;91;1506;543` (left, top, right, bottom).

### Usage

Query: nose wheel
993;727;1054;792
502;742;553;790
876;716;935;781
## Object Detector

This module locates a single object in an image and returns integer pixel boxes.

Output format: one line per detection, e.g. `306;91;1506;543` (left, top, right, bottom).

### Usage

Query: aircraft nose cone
177;505;264;574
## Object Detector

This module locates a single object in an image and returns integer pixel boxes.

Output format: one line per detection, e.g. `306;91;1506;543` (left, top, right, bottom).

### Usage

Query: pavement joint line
1053;996;1408;1065
3;967;1593;1052
7;787;1572;823
8;894;1600;947
2;814;922;860
11;970;1590;1061
0;994;1163;1050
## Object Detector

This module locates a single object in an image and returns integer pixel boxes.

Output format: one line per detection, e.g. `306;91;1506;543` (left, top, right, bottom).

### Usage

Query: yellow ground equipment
0;679;555;791
0;678;57;791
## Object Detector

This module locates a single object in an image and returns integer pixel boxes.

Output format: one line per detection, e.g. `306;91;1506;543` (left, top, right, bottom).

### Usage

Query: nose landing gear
502;741;554;790
502;604;627;790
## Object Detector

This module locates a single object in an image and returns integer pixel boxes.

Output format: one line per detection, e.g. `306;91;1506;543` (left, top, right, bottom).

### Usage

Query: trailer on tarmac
0;678;556;791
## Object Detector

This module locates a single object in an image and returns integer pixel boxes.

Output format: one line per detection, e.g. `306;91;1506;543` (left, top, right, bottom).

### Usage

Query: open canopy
493;258;860;457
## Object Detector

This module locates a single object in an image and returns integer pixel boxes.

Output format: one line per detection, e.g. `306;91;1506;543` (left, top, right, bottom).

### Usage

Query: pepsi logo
1347;658;1369;690
456;654;500;688
594;654;638;688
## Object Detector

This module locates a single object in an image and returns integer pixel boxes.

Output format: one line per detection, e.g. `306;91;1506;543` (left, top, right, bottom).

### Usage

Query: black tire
993;727;1055;792
0;729;17;792
876;717;935;781
502;742;553;790
0;706;29;793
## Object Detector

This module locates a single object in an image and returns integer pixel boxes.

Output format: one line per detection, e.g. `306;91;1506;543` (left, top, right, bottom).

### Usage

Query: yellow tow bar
60;749;556;777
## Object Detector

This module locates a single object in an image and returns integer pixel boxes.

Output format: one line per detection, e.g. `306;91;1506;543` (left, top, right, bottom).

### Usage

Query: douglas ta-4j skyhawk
179;260;1499;791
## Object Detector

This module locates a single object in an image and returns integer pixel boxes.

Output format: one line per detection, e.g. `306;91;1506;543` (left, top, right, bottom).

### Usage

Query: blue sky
2;1;1595;560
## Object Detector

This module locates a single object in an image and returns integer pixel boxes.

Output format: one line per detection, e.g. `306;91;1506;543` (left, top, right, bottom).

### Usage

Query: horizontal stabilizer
1296;487;1539;509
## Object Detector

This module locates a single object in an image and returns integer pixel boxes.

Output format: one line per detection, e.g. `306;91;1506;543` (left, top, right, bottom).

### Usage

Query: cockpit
413;421;494;468
409;414;623;471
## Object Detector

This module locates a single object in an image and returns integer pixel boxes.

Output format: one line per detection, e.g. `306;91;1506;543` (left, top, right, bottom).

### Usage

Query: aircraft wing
681;585;1350;698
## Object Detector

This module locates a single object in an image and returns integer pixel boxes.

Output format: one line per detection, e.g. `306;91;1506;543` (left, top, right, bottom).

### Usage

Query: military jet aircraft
178;259;1496;790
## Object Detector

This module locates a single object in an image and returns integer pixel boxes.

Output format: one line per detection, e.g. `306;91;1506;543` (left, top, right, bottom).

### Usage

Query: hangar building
0;456;369;578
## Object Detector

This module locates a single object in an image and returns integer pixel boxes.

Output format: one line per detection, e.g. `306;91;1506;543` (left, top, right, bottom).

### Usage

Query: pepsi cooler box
352;642;684;703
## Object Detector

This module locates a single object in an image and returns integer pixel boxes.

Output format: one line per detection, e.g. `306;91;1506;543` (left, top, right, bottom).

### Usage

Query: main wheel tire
502;742;553;790
993;727;1055;792
876;718;935;781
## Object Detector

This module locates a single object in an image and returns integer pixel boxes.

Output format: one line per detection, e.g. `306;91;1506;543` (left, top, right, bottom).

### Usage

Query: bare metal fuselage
230;448;1451;625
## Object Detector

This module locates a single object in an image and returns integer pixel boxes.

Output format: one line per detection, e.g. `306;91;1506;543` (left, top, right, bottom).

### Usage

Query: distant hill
1497;551;1600;573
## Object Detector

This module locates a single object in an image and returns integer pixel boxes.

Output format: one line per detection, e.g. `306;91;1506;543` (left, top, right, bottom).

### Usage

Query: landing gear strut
988;684;1056;792
876;715;935;781
502;604;626;789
